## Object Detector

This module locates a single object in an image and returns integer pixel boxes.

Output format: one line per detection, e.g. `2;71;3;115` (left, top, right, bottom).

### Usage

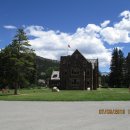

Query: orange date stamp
99;109;130;114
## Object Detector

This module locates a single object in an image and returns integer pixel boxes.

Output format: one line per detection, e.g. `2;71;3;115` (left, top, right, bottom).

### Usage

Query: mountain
36;56;59;79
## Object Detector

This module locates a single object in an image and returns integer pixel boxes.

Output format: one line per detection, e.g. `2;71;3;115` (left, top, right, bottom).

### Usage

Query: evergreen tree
118;49;126;87
0;28;37;94
109;48;126;87
109;48;119;87
126;53;130;87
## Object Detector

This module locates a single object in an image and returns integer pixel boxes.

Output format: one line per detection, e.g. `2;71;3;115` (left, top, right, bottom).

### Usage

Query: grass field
0;88;130;101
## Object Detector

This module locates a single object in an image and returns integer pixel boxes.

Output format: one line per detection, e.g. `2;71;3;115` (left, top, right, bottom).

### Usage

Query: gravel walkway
0;101;130;130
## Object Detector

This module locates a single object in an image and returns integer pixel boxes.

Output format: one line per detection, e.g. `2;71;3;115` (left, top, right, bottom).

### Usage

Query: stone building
126;53;130;86
60;50;98;90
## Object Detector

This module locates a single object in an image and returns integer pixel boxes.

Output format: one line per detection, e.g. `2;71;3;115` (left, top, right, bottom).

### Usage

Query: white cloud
3;25;17;29
25;25;111;67
114;18;130;31
114;11;130;31
100;10;130;44
100;27;130;44
101;20;110;28
120;10;130;19
24;10;130;69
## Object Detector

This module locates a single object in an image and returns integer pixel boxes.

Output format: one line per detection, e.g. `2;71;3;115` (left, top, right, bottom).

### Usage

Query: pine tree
109;48;119;87
118;49;126;87
0;28;37;94
109;48;126;87
126;53;130;87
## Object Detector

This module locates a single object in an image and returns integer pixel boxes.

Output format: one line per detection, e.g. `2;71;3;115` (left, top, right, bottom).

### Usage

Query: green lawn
0;88;130;101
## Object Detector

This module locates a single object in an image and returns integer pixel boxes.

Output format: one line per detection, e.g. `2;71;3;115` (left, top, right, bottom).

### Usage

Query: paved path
0;101;130;130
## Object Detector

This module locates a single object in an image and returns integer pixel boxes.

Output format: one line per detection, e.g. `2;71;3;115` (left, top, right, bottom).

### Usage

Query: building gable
70;49;91;67
60;49;99;90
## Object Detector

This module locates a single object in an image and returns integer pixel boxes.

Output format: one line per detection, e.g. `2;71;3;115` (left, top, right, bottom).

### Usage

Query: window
71;79;80;85
71;68;80;75
87;81;89;85
71;79;80;89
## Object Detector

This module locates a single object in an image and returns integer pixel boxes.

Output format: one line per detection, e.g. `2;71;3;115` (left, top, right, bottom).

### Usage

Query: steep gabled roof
71;49;86;60
71;49;98;68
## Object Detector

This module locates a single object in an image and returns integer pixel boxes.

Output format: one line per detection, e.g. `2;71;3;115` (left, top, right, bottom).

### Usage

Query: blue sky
0;0;130;72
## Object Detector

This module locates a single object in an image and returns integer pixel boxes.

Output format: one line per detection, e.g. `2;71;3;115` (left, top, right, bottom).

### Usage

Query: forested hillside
36;56;59;80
